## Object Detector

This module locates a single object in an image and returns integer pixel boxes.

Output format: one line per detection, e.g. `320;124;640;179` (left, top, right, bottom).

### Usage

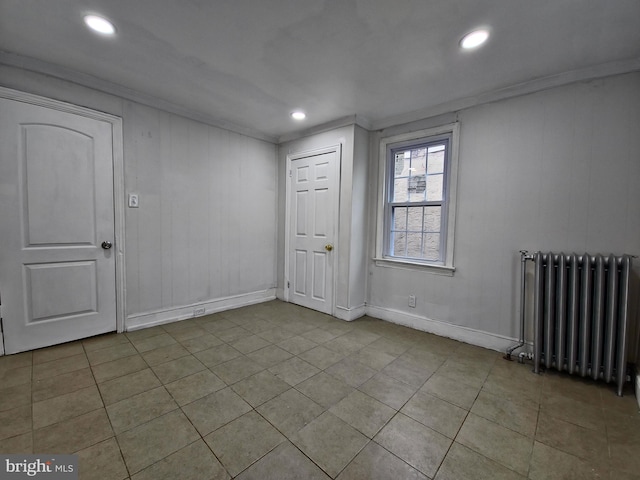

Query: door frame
284;144;341;315
0;86;127;337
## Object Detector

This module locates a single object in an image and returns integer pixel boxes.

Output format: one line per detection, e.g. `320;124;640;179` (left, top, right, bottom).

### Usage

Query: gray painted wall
367;72;640;351
1;65;278;327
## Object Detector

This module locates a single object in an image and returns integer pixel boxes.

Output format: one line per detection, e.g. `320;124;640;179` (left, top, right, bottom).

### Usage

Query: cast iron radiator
532;252;633;396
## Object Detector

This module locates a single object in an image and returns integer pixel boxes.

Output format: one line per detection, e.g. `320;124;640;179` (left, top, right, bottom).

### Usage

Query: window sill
373;257;456;276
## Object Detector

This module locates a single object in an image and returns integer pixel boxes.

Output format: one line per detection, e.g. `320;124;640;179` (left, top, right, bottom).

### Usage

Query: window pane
423;233;441;260
394;152;407;176
393;207;407;230
408;175;426;201
426;174;443;201
406;233;423;258
407;207;423;231
393;177;408;202
427;147;445;174
393;232;406;257
411;148;427;176
423;206;441;232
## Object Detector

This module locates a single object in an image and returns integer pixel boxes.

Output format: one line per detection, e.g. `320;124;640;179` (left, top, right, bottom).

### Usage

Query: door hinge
289;170;292;177
287;281;290;288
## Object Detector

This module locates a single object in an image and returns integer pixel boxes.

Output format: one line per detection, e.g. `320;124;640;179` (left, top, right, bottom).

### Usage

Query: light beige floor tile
358;372;419;410
231;370;291;407
34;408;113;453
296;372;354;409
0;351;32;372
0;382;31;412
349;347;397;370
325;357;377;387
381;357;434;388
91;354;148;384
323;336;365;356
0;365;32;389
182;387;252;436
528;441;607;480
117;410;199;474
76;437;129;480
125;326;166;342
374;413;451;478
420;373;480;409
301;328;342;344
277;335;318;355
337;441;428;480
540;393;606;432
292;412;369;478
0;405;31;440
130;332;177;353
33;341;85;364
536;412;609;465
246;345;293;368
194;344;242;368
33;353;89;380
230;334;271;354
401;391;467;439
166;326;207;342
471;390;538;437
216;326;253;343
179;334;224;353
435;442;525;480
256;327;297;344
87;342;137;365
256;389;325;437
164;369;226;406
98;369;161;405
436;358;490;389
107;386;178;433
141;343;189;366
329;390;396;438
237;441;330;480
268;357;320;386
151;355;206;384
131;440;230;480
33;367;95;402
33;384;103;429
299;345;346;370
205;411;285;476
0;432;33;454
211;356;265;384
457;413;533;476
82;332;131;352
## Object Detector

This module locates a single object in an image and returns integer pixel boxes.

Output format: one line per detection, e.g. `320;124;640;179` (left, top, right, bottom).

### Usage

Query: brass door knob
325;244;333;252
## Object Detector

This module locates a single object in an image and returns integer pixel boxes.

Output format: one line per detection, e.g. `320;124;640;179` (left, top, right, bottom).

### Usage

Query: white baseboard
365;305;517;353
126;289;276;331
334;304;366;322
0;330;4;356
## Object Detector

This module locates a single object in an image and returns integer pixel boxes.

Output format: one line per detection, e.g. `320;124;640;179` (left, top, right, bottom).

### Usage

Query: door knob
325;244;333;252
101;241;113;250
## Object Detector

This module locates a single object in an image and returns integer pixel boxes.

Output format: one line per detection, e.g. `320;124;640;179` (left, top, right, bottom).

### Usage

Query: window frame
375;123;460;274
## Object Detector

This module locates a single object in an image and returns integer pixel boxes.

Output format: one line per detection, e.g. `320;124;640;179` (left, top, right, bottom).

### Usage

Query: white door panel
288;150;339;314
0;98;116;354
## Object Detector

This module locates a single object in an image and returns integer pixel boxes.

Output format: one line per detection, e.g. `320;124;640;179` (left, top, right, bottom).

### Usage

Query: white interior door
0;97;117;354
287;149;339;314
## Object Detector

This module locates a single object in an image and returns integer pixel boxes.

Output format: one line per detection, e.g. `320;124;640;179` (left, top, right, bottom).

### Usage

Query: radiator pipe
505;250;535;361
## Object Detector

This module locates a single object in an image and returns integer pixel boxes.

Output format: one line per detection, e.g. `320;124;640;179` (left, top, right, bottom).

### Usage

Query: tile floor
1;300;639;479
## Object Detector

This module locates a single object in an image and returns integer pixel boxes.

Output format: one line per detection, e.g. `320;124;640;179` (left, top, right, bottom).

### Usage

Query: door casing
0;86;126;346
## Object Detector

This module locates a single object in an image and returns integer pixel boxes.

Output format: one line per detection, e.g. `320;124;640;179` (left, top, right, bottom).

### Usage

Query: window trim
375;123;460;273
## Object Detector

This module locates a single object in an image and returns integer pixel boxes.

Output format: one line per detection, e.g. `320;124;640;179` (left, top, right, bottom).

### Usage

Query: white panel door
288;150;339;314
0;98;116;354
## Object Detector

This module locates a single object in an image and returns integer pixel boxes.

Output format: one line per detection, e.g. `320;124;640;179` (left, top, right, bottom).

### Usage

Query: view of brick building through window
390;144;445;261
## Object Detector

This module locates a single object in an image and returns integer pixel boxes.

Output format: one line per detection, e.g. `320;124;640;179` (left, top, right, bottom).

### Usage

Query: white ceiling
1;0;639;142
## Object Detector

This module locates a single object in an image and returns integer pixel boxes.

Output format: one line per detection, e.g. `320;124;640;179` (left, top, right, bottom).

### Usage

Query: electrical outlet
193;307;206;317
408;295;416;308
128;193;139;208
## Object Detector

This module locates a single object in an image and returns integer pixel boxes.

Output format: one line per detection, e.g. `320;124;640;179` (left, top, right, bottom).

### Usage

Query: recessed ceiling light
460;29;489;50
291;111;306;121
84;14;116;35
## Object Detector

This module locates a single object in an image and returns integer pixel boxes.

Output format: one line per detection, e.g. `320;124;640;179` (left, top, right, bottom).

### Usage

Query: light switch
128;193;139;208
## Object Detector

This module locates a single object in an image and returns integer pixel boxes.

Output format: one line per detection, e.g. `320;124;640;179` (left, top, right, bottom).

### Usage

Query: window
376;124;459;272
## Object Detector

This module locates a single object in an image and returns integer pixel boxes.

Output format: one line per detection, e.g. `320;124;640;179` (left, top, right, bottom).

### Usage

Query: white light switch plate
128;193;139;208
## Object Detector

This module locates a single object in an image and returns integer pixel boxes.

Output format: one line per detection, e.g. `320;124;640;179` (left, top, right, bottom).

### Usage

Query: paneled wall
367;72;640;351
124;103;278;320
0;66;278;330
